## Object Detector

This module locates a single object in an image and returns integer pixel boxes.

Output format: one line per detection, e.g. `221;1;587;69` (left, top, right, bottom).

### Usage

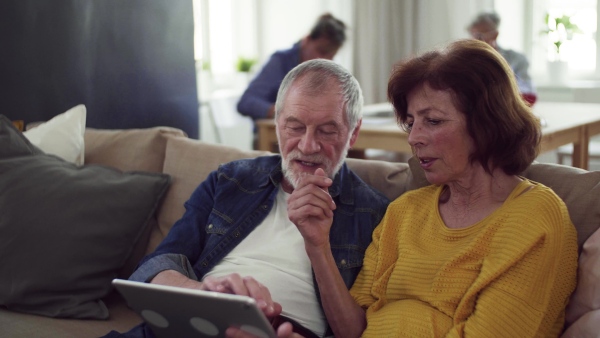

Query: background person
237;13;347;122
468;11;538;105
105;59;389;338
298;39;578;337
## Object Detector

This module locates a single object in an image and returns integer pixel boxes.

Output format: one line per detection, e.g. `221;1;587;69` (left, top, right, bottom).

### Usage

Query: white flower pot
547;60;568;84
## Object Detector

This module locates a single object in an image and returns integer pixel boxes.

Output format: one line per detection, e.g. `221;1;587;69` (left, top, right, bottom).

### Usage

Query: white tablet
112;279;276;338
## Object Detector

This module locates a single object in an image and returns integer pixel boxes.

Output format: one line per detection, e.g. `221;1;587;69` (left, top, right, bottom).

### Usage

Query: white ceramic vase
547;60;568;84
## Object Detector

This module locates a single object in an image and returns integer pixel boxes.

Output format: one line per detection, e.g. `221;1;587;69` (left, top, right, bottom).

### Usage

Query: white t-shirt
203;186;327;336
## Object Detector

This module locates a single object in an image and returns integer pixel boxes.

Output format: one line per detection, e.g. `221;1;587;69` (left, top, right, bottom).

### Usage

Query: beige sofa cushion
345;156;428;201
85;126;186;172
84;127;188;276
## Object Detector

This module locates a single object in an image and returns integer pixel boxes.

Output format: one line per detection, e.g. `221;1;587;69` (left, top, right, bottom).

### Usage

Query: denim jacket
131;154;389;292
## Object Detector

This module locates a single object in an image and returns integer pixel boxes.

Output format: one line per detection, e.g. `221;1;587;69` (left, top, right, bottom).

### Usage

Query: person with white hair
468;11;537;105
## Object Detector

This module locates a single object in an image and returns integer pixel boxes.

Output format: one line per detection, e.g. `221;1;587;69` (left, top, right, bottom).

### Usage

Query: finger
225;326;259;338
276;322;304;338
222;273;251;297
314;167;327;177
294;172;333;191
290;182;336;210
289;187;336;216
242;277;273;313
200;276;234;293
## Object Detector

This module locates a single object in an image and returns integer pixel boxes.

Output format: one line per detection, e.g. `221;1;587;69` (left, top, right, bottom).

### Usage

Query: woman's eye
404;121;413;131
428;119;441;125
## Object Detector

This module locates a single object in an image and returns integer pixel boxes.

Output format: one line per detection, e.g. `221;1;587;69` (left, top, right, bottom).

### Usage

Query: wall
0;0;199;138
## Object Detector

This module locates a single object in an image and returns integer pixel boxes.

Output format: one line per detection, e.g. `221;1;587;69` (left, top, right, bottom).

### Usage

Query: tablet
112;279;276;338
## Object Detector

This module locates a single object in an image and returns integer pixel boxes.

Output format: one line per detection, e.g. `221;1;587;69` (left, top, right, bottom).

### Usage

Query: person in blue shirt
105;59;389;338
237;13;347;122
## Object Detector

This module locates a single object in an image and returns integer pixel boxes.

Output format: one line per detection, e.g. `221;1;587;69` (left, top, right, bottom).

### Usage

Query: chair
206;89;254;151
557;140;600;166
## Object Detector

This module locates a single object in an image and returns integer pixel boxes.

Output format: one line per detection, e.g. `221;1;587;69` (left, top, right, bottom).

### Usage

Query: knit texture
350;179;578;337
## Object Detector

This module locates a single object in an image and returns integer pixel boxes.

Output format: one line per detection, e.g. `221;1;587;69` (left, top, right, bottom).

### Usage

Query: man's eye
287;125;304;132
320;130;337;135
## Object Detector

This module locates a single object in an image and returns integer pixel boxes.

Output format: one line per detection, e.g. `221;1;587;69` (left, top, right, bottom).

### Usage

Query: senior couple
107;40;577;338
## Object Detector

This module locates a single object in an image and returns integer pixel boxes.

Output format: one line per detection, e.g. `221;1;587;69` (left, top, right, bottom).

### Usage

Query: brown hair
308;13;347;47
387;39;540;175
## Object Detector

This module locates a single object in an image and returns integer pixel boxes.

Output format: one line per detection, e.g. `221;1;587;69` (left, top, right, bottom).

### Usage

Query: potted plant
234;56;258;90
541;13;582;82
236;57;257;73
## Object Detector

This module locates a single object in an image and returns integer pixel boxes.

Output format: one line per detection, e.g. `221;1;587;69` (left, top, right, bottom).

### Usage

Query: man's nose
298;132;321;154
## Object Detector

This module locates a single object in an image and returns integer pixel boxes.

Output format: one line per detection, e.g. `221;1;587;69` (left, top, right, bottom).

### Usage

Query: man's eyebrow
284;117;340;127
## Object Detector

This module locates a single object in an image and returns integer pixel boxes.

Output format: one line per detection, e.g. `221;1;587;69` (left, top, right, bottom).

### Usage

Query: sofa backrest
84;126;187;172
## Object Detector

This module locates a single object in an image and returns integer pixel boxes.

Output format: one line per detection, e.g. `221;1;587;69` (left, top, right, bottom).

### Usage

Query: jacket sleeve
129;170;219;282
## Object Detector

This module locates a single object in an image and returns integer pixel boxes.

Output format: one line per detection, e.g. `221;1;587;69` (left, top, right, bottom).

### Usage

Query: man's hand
152;270;281;318
226;322;304;338
201;274;282;318
287;168;336;249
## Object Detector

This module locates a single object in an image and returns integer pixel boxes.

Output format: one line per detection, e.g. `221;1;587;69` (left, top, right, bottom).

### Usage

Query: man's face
469;23;498;48
276;80;360;189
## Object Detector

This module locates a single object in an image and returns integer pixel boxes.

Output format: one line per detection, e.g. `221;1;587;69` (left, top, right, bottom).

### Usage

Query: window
192;0;258;96
531;0;599;79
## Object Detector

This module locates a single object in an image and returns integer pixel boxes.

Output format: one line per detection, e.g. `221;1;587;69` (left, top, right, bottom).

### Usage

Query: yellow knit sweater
350;179;578;337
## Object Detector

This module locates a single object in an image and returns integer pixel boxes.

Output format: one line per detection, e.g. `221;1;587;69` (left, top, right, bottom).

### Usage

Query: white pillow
23;105;87;165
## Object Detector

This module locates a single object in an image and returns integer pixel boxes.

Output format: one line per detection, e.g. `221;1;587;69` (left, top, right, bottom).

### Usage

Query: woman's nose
407;123;424;147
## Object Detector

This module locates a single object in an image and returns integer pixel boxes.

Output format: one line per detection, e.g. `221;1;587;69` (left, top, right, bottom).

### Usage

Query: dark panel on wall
0;0;199;138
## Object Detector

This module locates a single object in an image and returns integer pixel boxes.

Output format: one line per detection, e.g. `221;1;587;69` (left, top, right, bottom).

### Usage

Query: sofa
0;122;599;337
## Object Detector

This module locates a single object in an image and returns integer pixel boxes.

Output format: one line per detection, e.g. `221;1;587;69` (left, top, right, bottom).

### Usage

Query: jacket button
202;261;208;267
207;224;213;229
340;259;347;266
234;231;240;237
261;204;268;210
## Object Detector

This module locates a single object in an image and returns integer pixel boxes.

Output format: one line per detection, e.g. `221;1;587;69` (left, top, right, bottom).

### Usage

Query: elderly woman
229;40;578;338
297;39;578;338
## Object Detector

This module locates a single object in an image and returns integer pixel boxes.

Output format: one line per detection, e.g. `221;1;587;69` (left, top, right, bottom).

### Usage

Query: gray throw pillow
0;115;171;319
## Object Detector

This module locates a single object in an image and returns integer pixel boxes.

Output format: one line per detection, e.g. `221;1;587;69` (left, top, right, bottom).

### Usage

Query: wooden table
256;101;600;170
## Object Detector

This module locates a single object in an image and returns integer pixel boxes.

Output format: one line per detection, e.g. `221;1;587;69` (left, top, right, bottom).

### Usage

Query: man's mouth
296;160;319;167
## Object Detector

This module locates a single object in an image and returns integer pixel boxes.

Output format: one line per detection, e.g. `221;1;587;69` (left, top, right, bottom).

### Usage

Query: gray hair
468;11;500;31
274;59;363;130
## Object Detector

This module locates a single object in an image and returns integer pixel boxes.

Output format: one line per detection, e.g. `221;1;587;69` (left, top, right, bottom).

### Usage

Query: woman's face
406;84;477;185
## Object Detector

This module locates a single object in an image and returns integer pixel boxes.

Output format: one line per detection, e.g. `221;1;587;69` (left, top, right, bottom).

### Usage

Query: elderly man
105;59;390;338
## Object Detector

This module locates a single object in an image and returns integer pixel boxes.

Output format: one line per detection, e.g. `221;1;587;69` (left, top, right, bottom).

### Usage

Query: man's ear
348;119;362;148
